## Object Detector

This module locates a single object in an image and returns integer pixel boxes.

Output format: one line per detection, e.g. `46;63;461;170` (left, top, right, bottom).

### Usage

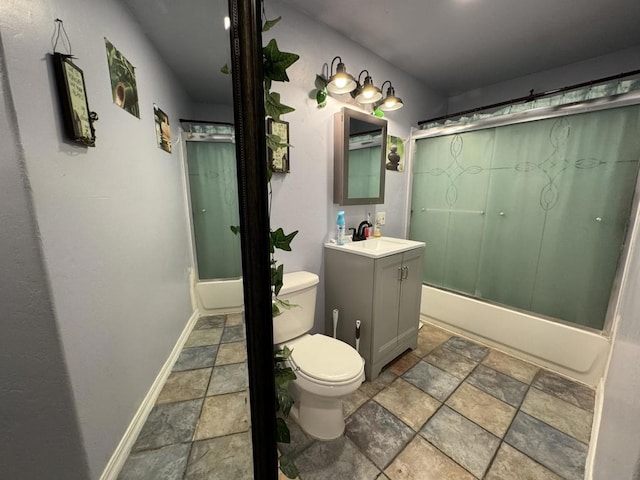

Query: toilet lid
289;335;363;383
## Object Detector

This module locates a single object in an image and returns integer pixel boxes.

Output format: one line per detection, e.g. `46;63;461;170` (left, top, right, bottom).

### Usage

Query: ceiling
123;0;640;104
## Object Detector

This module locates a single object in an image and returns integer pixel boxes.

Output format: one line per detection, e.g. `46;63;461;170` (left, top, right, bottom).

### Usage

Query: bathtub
195;278;244;314
420;285;610;387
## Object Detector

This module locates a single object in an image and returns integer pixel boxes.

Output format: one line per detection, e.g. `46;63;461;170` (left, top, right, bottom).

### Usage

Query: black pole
418;68;640;126
228;0;277;479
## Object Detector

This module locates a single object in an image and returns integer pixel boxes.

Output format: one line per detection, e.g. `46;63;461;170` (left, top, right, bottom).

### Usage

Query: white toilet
274;271;365;440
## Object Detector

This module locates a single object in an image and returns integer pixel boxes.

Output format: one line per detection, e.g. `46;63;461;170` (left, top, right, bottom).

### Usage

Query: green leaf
271;263;284;296
276;384;295;416
274;366;296;386
220;64;230;74
262;16;281;32
266;133;283;153
274;297;296;311
265;91;295;121
276;417;290;443
279;454;299;479
315;74;328;90
274;346;293;364
270;228;298;252
263;39;299;84
230;225;240;235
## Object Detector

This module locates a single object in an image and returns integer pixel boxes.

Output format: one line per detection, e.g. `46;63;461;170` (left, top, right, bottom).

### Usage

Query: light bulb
334;77;347;89
363;90;373;99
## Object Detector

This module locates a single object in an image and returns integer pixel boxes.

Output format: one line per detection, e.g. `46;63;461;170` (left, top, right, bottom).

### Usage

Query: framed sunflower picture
267;118;290;173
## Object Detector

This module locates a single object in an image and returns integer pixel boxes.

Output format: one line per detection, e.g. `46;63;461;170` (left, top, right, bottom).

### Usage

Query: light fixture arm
380;80;392;93
357;69;370;85
330;56;342;76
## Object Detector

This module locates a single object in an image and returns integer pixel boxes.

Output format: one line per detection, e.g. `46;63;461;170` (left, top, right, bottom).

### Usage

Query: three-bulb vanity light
326;56;404;111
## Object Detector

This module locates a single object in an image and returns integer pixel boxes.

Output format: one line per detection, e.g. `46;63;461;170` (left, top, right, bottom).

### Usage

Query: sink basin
325;237;425;258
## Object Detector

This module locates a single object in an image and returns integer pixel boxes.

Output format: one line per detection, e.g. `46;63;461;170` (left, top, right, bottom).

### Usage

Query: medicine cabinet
333;108;387;205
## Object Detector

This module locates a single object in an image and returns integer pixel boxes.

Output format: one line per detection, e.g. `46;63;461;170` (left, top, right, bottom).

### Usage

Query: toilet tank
272;271;319;344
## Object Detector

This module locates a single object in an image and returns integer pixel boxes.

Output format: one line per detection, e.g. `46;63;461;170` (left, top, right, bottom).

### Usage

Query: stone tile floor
118;314;596;480
117;312;254;479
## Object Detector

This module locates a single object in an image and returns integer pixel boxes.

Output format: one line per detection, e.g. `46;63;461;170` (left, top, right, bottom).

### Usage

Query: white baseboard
584;376;605;480
99;310;200;480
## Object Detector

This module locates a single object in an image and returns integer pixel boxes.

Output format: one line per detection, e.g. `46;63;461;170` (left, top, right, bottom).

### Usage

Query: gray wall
0;32;91;479
445;48;640;480
267;0;446;332
593;224;640;479
0;0;196;476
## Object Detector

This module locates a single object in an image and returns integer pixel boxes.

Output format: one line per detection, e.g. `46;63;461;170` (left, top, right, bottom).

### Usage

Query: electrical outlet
376;212;386;225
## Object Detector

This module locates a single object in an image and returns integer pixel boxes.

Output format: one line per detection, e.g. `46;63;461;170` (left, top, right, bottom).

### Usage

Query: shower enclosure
182;122;244;312
409;82;640;384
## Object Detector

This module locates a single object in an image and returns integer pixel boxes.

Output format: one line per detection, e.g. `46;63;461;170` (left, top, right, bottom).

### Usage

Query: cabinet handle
402;266;409;280
398;266;403;281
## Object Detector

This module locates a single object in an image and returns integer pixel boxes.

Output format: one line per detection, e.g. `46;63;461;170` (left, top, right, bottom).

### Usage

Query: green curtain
186;140;242;280
410;105;640;330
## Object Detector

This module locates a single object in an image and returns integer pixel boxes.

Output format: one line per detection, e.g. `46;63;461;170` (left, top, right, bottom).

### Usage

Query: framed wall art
267;118;290;173
51;52;96;147
105;38;140;118
154;105;172;153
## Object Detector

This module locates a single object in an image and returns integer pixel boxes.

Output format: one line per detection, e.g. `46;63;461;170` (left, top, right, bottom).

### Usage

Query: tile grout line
188;314;224;442
480;372;535;479
418;343;494;479
368;339;490;478
183;314;226;478
419;335;558;479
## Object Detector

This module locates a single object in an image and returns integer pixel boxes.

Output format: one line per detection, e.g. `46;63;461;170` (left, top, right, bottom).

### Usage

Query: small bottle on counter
336;210;346;245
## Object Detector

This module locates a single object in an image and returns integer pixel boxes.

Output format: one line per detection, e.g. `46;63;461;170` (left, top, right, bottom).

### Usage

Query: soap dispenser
373;217;382;237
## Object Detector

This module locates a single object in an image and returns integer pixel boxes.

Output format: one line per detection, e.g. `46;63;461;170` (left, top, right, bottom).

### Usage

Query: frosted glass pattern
187;141;242;280
410;105;640;330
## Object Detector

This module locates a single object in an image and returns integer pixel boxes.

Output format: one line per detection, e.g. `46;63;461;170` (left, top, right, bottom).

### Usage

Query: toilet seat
287;334;363;384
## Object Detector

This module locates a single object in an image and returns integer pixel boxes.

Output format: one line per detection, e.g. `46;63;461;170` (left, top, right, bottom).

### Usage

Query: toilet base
290;388;346;440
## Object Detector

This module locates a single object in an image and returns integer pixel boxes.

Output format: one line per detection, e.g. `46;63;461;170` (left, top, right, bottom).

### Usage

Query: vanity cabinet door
397;248;424;346
373;253;403;360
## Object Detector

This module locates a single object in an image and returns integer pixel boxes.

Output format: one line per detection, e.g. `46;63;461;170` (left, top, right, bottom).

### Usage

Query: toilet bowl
274;271;365;440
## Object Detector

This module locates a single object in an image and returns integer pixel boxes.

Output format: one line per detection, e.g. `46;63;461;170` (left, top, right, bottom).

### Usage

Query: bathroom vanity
324;237;425;380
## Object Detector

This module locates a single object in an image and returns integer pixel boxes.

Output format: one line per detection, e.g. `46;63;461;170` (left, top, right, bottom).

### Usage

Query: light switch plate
376;212;386;225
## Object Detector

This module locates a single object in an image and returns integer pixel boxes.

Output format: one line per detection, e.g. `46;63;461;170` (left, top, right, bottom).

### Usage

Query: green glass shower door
186;140;242;280
411;105;640;330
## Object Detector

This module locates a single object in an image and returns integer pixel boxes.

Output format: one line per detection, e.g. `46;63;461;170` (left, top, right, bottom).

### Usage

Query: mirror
333;108;387;205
